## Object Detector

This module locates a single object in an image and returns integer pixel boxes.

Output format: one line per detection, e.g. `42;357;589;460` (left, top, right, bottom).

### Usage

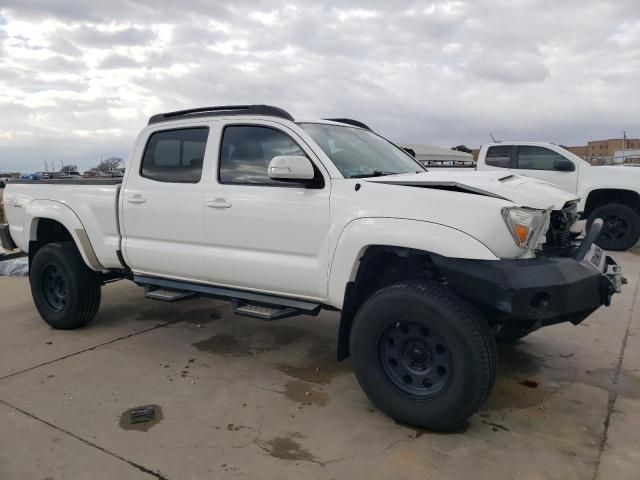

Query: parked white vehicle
476;142;640;250
0;106;624;431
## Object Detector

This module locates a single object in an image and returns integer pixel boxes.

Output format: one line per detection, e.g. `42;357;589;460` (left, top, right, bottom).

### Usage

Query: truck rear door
121;126;210;281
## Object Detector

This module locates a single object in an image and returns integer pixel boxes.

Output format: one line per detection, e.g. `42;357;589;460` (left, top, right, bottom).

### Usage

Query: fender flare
24;200;105;271
580;187;640;215
327;217;498;309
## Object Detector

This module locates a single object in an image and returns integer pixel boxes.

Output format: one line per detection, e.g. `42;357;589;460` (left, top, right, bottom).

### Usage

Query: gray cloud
0;1;639;173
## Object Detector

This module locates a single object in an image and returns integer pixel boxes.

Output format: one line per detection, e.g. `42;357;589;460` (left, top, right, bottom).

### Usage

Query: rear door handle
127;195;147;204
206;198;232;209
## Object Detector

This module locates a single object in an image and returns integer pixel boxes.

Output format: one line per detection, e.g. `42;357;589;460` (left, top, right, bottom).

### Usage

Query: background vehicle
18;173;44;181
476;142;640;250
0;105;623;431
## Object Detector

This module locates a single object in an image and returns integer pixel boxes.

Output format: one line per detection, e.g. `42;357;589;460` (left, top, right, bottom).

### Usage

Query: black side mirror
553;159;575;172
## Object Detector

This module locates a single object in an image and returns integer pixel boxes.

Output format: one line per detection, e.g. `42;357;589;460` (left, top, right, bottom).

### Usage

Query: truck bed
3;181;124;269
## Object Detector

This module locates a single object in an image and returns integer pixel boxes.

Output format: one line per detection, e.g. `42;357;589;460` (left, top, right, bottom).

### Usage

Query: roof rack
323;118;372;130
148;105;294;125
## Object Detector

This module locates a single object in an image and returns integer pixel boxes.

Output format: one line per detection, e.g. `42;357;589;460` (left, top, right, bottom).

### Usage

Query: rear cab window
141;128;209;183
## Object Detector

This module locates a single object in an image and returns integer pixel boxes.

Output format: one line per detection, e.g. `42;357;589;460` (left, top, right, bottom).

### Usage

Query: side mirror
268;155;315;180
553;159;575;172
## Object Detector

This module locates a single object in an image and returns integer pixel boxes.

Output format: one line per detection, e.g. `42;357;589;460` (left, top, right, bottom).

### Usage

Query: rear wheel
587;203;640;251
30;242;102;329
350;280;496;431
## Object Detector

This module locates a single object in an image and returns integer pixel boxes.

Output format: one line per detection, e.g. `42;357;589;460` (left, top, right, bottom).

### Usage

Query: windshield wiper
349;170;398;178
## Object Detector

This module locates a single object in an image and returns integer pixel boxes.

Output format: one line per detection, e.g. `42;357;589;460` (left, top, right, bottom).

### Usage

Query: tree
451;145;472;153
96;157;123;172
60;164;78;173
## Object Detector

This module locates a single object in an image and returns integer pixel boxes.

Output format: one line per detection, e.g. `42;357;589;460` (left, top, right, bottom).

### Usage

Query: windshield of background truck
299;123;424;178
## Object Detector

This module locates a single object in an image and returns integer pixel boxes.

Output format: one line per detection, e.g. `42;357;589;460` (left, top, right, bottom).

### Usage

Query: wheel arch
330;218;498;360
25;200;105;271
583;188;640;218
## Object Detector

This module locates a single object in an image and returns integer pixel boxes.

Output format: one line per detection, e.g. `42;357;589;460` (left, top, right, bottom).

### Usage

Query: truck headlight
501;207;550;249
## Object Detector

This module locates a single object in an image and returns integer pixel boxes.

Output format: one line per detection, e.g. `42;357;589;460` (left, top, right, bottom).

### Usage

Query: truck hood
365;171;578;210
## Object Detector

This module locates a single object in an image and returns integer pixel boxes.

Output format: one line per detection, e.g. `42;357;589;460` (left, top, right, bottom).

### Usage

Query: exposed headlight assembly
501;207;550;249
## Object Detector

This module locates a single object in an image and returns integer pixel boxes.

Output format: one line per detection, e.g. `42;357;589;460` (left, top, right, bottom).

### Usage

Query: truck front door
512;145;579;193
204;122;331;300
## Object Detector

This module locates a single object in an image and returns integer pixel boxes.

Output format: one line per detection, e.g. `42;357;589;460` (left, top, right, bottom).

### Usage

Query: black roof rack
148;105;294;125
323;118;372;130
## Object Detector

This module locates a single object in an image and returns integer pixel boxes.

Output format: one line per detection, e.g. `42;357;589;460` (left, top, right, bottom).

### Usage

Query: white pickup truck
476;142;640;251
0;105;624;431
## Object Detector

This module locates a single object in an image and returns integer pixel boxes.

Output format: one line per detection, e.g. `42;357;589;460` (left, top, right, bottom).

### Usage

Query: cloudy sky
0;1;639;172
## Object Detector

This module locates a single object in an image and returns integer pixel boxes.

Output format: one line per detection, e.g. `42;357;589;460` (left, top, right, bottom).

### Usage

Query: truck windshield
299;123;425;178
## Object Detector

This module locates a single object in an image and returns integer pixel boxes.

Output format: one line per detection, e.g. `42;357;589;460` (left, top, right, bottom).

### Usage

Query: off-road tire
587;203;640;251
30;241;101;329
350;280;497;431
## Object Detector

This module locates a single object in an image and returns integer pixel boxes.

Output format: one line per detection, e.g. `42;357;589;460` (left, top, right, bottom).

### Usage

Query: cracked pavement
1;250;639;479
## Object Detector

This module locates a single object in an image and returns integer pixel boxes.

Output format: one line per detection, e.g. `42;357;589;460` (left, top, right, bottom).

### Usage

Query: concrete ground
1;250;639;480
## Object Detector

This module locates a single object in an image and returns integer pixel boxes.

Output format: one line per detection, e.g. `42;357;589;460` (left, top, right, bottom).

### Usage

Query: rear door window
141;128;209;183
485;146;512;168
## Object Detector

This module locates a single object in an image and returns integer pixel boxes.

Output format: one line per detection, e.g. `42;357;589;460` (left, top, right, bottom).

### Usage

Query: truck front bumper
430;246;623;327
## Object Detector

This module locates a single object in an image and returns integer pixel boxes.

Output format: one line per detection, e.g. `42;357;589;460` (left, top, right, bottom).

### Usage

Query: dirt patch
565;367;640;398
276;359;351;385
630;246;640;256
257;433;318;463
137;306;220;325
119;405;163;432
275;330;351;384
484;344;552;410
192;323;328;358
284;380;329;406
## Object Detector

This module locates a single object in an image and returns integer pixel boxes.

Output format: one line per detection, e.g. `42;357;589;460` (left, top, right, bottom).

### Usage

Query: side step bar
231;300;300;320
144;286;196;302
135;275;321;318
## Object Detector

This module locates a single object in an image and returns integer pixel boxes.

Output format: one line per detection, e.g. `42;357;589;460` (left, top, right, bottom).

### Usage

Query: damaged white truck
0;105;624;431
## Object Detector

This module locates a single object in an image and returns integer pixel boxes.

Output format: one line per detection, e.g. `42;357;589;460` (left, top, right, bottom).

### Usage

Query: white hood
365;171;578;210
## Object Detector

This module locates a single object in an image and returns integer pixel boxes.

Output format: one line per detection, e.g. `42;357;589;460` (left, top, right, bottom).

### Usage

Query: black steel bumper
431;252;621;327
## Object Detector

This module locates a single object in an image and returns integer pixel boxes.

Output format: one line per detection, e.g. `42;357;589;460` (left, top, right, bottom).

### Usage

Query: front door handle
127;195;147;204
206;198;232;209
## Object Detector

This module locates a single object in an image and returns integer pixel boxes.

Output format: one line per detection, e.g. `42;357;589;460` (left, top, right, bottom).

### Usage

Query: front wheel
587;203;640;251
30;241;102;329
350;280;496;431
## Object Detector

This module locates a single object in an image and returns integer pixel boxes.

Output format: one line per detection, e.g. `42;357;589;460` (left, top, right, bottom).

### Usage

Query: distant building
566;145;588;159
587;138;640;163
613;149;640;164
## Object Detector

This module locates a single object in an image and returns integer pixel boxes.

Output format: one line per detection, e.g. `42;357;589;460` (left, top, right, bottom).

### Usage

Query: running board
231;300;300;320
134;275;321;314
144;286;196;302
